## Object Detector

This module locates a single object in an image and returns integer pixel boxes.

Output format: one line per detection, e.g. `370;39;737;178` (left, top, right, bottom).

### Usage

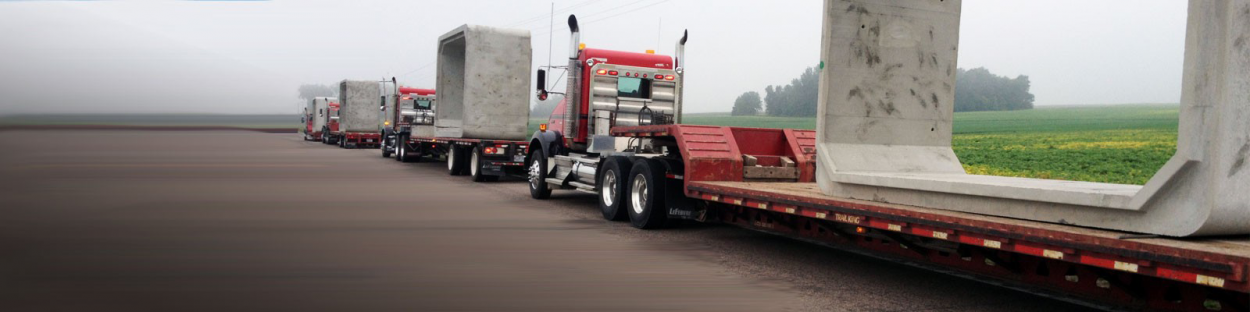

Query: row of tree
730;66;1034;115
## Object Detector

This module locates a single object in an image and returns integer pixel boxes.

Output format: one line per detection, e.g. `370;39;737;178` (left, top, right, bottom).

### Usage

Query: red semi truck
382;85;436;160
525;15;1248;312
319;100;341;145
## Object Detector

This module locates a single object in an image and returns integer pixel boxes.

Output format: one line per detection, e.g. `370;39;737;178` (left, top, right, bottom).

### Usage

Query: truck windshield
617;77;651;99
416;100;432;109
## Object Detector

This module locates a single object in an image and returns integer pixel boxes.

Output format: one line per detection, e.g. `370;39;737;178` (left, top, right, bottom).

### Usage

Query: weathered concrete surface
435;25;531;141
338;80;381;133
412;124;436;138
815;0;1249;236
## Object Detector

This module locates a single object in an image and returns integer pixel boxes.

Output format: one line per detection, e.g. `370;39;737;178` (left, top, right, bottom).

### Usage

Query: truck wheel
448;145;467;176
338;136;346;148
627;159;668;229
395;142;406;162
528;148;552;199
382;139;393;158
598;156;631;221
470;148;497;182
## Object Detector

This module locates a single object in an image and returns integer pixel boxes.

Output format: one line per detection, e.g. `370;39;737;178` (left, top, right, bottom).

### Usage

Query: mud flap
665;179;705;221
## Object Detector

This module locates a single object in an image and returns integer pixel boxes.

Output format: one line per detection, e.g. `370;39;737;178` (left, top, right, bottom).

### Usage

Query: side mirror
536;69;547;92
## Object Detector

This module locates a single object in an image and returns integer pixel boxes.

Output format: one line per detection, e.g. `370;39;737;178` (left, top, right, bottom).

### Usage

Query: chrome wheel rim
529;157;542;189
601;170;617;206
447;148;455;171
630;173;648;215
470;151;479;177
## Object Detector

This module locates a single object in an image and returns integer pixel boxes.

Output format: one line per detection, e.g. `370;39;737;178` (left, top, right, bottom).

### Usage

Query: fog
0;0;1186;115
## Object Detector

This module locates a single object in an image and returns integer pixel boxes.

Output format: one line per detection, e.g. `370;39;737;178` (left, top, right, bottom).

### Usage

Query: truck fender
528;130;564;160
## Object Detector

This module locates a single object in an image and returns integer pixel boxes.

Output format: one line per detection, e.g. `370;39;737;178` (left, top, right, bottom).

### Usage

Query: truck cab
322;101;341;145
527;15;687;210
382;86;436;158
396;87;436;130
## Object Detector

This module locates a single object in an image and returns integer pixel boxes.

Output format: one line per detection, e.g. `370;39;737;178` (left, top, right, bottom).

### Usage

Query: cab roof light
645;49;655;54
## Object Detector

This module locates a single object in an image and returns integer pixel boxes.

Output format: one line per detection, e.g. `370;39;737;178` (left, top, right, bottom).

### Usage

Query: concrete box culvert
435;25;532;141
814;0;1248;237
338;80;382;133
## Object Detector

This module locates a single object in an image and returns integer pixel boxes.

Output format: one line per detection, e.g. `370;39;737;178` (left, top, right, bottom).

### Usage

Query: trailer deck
688;180;1249;310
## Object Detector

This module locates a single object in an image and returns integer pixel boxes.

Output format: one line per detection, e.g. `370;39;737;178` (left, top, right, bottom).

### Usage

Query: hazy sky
0;0;1187;115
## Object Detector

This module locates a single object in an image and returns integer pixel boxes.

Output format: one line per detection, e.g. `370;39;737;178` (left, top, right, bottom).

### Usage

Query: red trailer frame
404;136;528;182
340;132;381;149
609;124;1249;312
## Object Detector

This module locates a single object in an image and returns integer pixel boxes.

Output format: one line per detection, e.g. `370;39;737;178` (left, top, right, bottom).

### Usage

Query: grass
681;104;1179;185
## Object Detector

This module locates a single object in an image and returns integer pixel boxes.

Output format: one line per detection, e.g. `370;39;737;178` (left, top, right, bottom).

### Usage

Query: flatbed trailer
405;136;528;182
600;124;1248;312
336;131;381;149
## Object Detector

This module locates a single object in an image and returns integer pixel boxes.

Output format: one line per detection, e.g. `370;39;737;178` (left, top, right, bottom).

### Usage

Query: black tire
470;148;497;182
382;138;393;158
528;148;552;199
396;141;407;162
598;156;631;221
626;158;668;229
338;136;346;148
447;145;467;176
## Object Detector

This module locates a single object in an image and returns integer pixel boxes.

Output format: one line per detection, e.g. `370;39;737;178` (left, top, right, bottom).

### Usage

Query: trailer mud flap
665;180;704;221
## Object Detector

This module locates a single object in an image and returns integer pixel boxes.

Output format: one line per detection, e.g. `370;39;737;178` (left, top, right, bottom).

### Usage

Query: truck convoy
300;3;1248;311
332;80;383;149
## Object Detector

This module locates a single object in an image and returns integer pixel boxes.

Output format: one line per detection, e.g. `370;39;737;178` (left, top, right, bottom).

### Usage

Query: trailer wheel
396;142;406;162
470;148;497;182
448;145;467;176
598;156;631;221
528;148;552;199
627;159;668;229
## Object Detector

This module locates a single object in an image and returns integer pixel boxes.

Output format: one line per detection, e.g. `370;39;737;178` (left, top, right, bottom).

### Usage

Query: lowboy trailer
522;14;1249;312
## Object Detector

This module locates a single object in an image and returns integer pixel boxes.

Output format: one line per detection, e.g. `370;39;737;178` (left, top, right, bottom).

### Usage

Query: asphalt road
0;131;1095;311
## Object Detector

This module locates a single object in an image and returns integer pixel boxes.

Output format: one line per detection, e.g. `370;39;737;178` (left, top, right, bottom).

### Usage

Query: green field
681;104;1179;185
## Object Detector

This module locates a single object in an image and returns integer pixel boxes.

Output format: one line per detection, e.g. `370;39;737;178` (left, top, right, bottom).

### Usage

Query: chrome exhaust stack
673;30;687;124
563;15;582;143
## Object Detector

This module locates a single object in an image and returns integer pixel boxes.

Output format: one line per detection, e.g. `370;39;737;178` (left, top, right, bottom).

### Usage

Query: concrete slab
435;25;531;141
815;0;1249;236
338;80;381;133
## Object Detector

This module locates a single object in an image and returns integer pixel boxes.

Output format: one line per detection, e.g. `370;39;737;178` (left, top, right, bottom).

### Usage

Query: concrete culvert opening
814;0;1247;237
